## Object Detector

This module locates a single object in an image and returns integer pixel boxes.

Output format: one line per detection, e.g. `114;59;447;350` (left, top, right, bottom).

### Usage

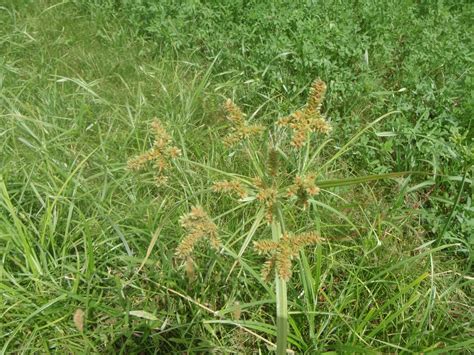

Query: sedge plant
128;79;406;353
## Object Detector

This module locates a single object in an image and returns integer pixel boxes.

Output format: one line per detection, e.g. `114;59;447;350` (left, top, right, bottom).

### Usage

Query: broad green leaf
317;171;414;188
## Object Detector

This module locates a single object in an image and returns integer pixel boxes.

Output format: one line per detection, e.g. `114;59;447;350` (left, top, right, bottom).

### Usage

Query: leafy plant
128;79;408;352
2;1;472;352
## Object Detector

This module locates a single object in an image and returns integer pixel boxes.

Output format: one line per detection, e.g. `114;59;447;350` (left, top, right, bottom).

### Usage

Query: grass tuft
1;0;472;353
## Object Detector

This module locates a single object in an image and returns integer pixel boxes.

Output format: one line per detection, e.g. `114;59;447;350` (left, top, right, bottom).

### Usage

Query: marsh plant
129;79;404;353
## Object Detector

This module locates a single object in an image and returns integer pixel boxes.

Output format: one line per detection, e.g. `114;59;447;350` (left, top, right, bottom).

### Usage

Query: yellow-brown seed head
224;98;246;126
185;256;196;281
254;232;322;281
277;79;331;148
287;173;320;208
212;180;248;199
256;186;278;222
223;99;264;146
306;79;327;112
127;119;181;183
176;206;220;258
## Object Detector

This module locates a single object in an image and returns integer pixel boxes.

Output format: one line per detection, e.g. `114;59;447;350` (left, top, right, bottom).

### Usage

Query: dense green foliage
1;0;472;353
79;0;473;246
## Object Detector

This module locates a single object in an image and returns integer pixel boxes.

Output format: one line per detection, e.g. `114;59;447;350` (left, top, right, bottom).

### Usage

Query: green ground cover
1;0;472;353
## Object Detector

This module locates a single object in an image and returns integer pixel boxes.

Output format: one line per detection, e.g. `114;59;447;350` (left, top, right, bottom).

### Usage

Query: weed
1;1;472;353
128;80;412;353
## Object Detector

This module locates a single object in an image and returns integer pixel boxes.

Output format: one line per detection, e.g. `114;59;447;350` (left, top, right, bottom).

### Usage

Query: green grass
1;0;472;353
78;0;473;248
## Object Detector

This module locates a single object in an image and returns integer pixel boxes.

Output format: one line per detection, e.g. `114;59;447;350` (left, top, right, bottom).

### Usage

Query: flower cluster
223;99;264;146
212;180;248;199
287;173;320;208
254;232;322;281
127;120;181;185
175;206;220;258
254;177;278;222
278;79;331;148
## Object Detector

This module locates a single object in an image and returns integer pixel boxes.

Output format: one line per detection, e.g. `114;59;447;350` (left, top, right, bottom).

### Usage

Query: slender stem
271;214;288;354
437;169;468;244
177;157;252;183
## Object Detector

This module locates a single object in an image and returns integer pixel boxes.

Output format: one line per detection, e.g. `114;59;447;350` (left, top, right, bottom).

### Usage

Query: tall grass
0;0;472;353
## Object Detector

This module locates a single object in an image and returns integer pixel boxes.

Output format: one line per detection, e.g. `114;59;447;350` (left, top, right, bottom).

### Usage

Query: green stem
177;157;252;184
437;169;468;243
271;214;288;354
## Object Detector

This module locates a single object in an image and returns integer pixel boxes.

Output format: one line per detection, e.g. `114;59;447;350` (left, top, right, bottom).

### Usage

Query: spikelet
254;232;322;281
185;256;196;281
276;247;293;281
224;98;246;126
175;232;202;258
310;117;332;135
278;79;331;148
127;119;181;184
261;256;276;281
287;173;320;208
212;180;248;198
307;79;327;112
127;151;155;171
223;99;264;146
154;175;169;186
254;239;279;253
256;185;277;222
252;176;265;189
278;110;311;148
176;206;220;258
73;308;85;332
289;232;322;252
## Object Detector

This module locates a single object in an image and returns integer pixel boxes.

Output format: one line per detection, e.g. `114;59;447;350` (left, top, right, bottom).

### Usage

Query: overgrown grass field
1;0;472;353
